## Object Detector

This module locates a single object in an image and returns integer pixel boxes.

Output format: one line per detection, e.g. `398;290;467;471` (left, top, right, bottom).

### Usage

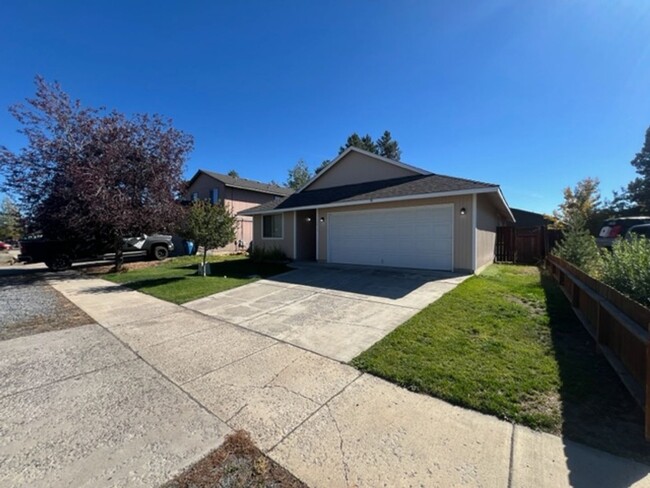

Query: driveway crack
328;404;351;487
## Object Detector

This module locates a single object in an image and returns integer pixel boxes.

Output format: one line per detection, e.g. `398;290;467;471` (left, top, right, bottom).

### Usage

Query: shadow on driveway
265;263;467;300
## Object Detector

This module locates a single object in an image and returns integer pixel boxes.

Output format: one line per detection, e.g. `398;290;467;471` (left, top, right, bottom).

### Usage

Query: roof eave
240;186;501;216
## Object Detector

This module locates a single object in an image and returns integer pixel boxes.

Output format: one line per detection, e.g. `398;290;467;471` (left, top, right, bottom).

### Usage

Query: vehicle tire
45;254;72;272
151;245;169;261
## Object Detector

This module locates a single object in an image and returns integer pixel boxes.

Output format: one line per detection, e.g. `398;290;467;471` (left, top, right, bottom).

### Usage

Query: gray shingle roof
198;170;293;196
242;173;498;214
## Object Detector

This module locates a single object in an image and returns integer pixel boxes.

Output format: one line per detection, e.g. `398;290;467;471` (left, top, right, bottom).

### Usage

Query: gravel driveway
0;270;92;340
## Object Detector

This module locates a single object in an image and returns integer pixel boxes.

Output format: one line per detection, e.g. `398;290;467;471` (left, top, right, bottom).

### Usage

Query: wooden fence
546;254;650;439
496;226;561;264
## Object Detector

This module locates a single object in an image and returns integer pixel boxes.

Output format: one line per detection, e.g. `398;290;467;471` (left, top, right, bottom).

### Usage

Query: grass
352;264;649;463
103;254;289;304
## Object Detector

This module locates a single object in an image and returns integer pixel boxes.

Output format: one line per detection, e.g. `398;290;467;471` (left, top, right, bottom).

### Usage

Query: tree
376;130;402;160
0;197;22;239
314;159;331;174
339;133;377;154
227;169;239;178
625;126;650;212
0;76;193;270
286;159;312;189
553;177;602;233
183;200;237;276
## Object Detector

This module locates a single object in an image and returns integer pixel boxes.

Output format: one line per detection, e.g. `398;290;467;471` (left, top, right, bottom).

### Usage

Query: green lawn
352;265;648;462
104;255;289;304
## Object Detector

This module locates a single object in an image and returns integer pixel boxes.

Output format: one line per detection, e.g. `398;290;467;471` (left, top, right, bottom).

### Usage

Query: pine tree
375;130;402;160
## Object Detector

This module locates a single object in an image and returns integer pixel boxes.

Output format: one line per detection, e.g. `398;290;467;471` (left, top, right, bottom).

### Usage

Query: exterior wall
476;193;499;270
186;174;283;253
307;151;419;190
252;211;296;259
316;194;474;272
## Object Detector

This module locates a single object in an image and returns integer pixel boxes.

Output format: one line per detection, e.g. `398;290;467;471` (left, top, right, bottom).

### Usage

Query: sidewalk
48;276;650;487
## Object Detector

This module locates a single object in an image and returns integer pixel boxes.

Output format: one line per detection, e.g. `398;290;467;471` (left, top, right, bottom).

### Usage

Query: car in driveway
596;217;650;248
19;234;174;271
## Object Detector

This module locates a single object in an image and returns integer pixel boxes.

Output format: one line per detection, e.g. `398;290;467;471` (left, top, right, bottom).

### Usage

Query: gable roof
188;170;293;196
297;146;431;192
242;173;501;215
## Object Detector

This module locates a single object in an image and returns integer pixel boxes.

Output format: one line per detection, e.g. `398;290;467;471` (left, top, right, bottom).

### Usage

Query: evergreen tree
286;159;312;189
625;126;650;212
376;130;402;160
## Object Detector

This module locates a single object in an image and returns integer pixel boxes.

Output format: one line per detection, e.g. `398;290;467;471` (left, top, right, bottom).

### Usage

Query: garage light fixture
305;217;312;222
320;217;325;223
460;207;466;215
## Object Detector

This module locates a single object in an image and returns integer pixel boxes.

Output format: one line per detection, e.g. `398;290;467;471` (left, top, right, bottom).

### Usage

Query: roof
242;173;499;215
297;146;431;192
189;170;293;196
510;208;548;228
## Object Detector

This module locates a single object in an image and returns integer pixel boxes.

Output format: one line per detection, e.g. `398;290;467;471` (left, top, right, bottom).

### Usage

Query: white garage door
327;205;453;271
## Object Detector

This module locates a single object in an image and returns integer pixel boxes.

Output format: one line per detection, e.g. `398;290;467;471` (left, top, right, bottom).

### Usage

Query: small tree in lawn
0;77;192;271
185;200;237;276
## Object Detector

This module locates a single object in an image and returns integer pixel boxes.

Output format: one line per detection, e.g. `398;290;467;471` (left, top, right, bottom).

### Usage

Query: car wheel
152;245;169;261
45;254;72;272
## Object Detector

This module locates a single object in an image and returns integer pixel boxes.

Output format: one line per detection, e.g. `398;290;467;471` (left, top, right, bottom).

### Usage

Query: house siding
186;173;283;252
306;151;419;190
316;195;474;272
253;211;296;259
476;193;498;270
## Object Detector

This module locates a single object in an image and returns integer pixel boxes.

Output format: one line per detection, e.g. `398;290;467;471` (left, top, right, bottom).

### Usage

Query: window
191;192;199;202
263;214;283;239
210;188;219;204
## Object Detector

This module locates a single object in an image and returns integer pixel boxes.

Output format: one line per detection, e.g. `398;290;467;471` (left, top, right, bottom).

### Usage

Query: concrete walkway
4;275;648;487
186;266;468;361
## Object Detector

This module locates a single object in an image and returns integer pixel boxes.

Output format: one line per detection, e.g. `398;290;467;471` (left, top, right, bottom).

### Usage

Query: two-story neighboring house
185;170;293;252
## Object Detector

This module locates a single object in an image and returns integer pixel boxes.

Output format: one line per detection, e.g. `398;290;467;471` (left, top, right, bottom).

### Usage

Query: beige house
241;147;514;273
185;170;292;252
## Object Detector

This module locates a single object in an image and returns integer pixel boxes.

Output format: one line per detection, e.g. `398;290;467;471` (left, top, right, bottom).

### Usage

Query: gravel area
0;272;93;341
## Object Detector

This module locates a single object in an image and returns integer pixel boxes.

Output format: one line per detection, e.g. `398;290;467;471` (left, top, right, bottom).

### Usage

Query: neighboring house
241;147;515;273
185;170;292;252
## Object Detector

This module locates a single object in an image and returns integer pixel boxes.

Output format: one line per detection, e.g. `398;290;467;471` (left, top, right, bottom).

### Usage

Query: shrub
601;235;650;306
249;245;288;263
552;226;602;275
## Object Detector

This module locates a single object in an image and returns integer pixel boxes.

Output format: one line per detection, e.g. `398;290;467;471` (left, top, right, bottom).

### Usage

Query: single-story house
185;170;292;252
241;147;515;273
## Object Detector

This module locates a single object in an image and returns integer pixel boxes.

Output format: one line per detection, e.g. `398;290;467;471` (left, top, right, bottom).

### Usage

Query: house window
191;192;199;202
210;188;219;204
262;214;283;239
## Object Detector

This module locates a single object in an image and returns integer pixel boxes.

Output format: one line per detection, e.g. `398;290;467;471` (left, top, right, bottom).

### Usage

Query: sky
1;1;649;214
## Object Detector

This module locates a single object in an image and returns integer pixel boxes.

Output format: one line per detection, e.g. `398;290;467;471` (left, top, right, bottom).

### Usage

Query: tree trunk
202;247;208;276
114;237;124;272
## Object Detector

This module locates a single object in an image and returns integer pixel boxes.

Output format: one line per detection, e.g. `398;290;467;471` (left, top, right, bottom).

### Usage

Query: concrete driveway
185;265;469;361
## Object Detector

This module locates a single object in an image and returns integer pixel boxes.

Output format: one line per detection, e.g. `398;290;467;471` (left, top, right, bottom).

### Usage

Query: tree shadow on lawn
541;271;650;486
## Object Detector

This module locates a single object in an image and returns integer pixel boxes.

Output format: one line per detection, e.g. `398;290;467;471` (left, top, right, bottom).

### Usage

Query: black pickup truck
19;234;174;271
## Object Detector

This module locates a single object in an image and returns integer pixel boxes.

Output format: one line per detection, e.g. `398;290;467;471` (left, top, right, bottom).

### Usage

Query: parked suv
596;217;650;247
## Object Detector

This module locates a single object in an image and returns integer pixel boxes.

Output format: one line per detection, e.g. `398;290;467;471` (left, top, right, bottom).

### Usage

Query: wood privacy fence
496;227;562;264
546;254;650;439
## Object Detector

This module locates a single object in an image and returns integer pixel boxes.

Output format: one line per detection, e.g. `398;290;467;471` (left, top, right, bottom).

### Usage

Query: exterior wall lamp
460;207;466;215
320;217;325;223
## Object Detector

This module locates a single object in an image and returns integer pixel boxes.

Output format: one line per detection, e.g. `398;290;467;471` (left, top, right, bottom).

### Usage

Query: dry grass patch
162;430;306;488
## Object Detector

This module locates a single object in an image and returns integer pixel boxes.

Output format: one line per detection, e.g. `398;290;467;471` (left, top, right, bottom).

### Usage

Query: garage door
328;205;453;271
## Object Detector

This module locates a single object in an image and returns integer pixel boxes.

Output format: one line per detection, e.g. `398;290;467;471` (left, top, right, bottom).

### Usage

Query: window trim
262;214;284;240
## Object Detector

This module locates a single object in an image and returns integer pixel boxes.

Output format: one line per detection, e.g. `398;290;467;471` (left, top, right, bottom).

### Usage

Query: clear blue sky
1;1;649;213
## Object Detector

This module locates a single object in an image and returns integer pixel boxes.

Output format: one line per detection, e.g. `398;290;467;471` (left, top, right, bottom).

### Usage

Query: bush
601;235;650;306
249;245;288;263
552;226;602;275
